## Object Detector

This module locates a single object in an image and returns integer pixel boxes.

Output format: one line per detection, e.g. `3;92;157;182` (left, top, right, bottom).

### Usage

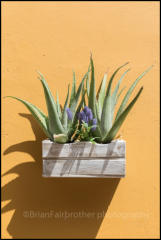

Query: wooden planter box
42;139;126;178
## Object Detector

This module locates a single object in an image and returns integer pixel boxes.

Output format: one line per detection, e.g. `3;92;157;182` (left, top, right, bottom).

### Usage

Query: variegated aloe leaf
69;71;76;107
4;96;52;139
115;65;153;121
102;87;143;143
61;84;70;131
38;72;65;135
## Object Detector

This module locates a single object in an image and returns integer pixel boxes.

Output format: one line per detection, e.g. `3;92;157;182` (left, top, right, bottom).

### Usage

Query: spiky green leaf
88;54;96;117
115;66;153;121
4;96;51;139
101;94;115;136
38;72;65;135
96;100;101;122
112;69;130;104
67;90;87;140
70;72;87;114
61;84;70;130
97;72;107;108
69;71;76;107
56;91;62;119
116;86;126;103
82;84;86;108
103;87;143;143
86;63;91;98
106;62;129;97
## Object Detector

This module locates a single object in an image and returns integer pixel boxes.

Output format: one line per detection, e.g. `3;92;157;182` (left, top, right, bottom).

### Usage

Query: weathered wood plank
42;139;126;178
42;174;125;178
42;140;126;158
42;159;125;177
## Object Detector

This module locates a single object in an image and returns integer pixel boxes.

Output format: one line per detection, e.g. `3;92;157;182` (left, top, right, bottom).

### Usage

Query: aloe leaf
112;87;126;115
100;63;129;136
54;134;68;143
97;73;107;108
69;71;76;107
38;72;65;135
116;86;126;103
106;62;129;97
92;124;103;143
86;72;90;98
96;100;101;122
70;71;87;114
102;87;143;143
115;65;153;121
73;90;87;125
56;91;62;119
4;96;51;139
67;90;87;140
61;84;70;130
82;85;86;108
88;54;96;117
112;69;130;104
86;63;91;98
95;73;108;121
101;94;115;136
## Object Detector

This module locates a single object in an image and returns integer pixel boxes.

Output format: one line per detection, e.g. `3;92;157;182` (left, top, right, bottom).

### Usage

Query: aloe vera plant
5;68;90;143
86;54;153;143
5;55;152;144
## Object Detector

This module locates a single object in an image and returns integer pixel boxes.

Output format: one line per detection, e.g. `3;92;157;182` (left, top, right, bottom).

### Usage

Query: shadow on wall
2;113;120;239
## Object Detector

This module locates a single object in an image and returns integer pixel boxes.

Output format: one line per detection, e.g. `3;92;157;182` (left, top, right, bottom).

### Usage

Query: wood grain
42;140;126;178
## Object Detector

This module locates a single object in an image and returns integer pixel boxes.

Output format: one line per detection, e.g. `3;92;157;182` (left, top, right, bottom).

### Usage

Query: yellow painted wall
2;1;159;239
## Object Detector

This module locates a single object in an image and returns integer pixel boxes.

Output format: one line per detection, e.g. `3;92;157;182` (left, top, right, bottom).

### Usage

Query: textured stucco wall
2;1;159;239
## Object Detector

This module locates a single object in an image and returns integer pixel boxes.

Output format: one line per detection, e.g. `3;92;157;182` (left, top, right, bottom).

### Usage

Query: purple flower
78;111;86;123
87;109;93;121
83;106;93;121
86;115;89;123
83;106;90;114
66;108;73;120
92;118;97;125
91;118;97;132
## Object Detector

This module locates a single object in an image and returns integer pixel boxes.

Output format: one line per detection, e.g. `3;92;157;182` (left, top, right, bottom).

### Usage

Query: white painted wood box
42;139;126;178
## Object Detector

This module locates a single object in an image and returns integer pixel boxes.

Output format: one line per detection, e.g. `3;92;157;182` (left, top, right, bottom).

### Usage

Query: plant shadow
2;113;121;239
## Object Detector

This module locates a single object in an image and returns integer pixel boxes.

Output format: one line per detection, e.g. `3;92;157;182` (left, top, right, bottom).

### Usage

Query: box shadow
2;114;121;239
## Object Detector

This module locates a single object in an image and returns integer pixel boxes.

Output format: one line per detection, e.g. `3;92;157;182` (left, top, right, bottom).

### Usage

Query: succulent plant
86;55;153;143
5;68;90;143
5;55;152;144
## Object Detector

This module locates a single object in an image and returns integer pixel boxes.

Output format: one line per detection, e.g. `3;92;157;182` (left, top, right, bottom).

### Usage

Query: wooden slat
42;159;125;178
42;140;126;158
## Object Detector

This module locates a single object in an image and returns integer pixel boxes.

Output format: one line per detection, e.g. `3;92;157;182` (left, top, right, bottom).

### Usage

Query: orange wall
2;1;159;239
